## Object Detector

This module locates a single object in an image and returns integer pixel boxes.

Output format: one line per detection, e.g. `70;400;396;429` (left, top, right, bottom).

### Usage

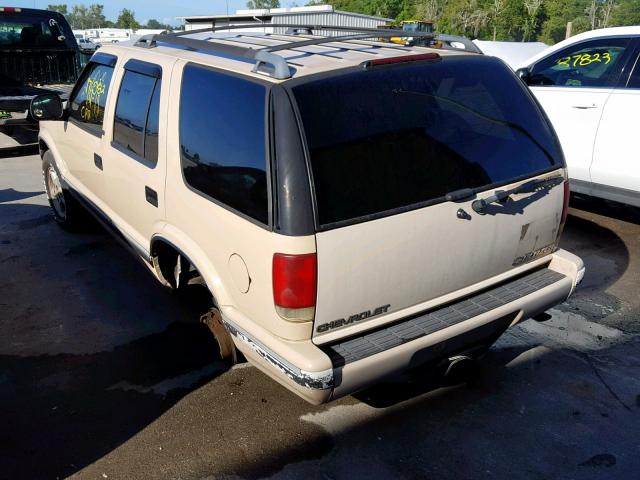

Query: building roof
179;5;392;23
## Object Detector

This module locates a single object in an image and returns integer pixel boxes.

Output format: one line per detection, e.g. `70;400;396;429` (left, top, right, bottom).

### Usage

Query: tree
246;0;281;8
67;3;108;29
609;0;640;26
489;0;506;40
116;9;141;30
453;0;490;38
68;5;88;28
600;0;616;27
415;0;442;23
47;4;68;15
88;4;107;27
522;0;543;41
146;19;172;30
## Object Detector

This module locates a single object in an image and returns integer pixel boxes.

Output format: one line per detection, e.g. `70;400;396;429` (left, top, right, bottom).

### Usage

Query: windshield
292;55;563;227
403;22;419;32
0;13;71;48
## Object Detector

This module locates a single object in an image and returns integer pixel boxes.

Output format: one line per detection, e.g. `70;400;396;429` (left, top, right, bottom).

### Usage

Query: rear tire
42;151;86;230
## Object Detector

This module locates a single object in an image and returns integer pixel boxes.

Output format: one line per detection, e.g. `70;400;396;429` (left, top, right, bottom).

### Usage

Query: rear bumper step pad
324;268;565;365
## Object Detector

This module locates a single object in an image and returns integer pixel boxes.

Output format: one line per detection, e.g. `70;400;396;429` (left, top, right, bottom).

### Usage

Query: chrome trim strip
222;317;334;390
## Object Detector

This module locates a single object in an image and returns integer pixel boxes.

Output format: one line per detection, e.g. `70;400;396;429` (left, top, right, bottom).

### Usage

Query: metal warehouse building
180;5;392;35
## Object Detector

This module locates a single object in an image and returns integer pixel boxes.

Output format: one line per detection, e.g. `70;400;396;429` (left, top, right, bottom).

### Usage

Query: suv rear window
292;55;563;227
0;13;73;48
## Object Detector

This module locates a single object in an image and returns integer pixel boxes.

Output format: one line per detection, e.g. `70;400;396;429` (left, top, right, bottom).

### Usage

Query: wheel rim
46;166;66;219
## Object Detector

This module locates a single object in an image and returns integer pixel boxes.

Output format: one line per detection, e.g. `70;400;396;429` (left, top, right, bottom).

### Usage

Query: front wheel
42;151;86;230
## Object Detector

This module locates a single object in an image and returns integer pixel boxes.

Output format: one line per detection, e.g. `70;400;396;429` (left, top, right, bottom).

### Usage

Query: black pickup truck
0;7;80;133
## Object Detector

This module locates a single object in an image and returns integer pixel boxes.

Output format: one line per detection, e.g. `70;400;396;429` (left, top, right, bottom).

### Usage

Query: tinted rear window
0;13;74;48
292;55;563;227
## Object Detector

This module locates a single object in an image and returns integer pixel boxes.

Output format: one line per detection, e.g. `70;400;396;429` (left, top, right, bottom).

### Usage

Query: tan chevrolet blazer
31;27;584;404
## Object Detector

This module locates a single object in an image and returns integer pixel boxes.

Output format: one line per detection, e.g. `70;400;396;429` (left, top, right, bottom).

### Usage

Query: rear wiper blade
472;175;564;215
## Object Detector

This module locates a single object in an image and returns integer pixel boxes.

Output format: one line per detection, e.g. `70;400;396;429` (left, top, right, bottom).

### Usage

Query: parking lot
1;151;640;479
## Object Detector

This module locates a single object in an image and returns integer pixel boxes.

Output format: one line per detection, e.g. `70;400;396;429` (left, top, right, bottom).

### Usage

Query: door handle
94;153;103;170
571;104;598;109
145;186;158;207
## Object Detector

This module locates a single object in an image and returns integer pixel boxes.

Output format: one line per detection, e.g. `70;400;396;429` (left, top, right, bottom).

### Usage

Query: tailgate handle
93;153;102;170
445;188;475;202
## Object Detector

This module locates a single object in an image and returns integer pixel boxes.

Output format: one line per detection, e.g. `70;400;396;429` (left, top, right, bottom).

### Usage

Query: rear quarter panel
163;60;316;342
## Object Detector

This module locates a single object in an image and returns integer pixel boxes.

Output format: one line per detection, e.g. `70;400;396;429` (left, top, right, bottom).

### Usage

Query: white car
518;27;640;207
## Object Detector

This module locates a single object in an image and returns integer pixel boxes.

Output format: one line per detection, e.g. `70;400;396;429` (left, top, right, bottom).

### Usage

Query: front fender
38;128;69;179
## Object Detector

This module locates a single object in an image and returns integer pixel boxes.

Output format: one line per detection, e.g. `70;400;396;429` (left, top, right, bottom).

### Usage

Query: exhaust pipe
444;354;477;380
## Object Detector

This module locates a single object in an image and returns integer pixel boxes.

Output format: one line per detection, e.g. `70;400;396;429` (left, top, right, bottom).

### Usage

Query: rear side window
113;68;161;164
0;13;72;48
69;62;114;129
529;38;631;88
179;64;268;225
293;56;563;227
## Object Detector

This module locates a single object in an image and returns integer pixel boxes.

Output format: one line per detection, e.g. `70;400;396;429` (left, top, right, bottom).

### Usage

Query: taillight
273;253;316;322
0;7;22;12
561;180;570;226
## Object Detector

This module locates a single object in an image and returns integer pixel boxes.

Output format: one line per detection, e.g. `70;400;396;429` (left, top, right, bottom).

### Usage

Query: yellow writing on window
556;52;612;68
80;71;108;122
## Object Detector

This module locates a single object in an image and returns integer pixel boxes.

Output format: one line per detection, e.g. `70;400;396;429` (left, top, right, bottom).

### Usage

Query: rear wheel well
150;239;210;294
150;239;238;362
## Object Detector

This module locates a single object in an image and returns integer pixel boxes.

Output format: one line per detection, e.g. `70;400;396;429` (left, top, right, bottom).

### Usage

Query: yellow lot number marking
556;51;612;68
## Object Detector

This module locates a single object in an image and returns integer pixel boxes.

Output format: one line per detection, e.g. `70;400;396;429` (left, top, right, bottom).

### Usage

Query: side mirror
515;67;532;84
30;94;64;121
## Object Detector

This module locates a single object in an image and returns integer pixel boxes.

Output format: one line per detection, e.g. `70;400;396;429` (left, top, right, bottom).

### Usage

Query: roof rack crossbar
259;31;429;53
136;33;293;79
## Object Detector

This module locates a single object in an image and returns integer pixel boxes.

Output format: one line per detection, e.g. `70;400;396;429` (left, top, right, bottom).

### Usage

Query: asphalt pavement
1;153;639;480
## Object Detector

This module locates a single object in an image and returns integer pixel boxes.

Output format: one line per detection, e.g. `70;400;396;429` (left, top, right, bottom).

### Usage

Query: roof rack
201;23;479;53
135;24;466;80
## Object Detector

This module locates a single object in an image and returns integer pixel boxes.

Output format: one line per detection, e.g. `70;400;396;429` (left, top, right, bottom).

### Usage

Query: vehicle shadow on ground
0;144;38;159
0;201;227;479
249;338;640;480
561;208;631;284
570;193;640;225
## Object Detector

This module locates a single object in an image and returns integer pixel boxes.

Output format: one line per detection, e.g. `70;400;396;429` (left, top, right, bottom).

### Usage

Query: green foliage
116;9;140;30
609;0;640;26
145;19;173;30
246;0;281;8
47;4;68;15
67;4;108;29
319;0;640;44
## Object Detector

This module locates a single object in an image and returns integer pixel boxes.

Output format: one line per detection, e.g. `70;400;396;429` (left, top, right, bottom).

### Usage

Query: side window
529;38;631;88
179;64;268;225
69;62;114;129
113;65;161;164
